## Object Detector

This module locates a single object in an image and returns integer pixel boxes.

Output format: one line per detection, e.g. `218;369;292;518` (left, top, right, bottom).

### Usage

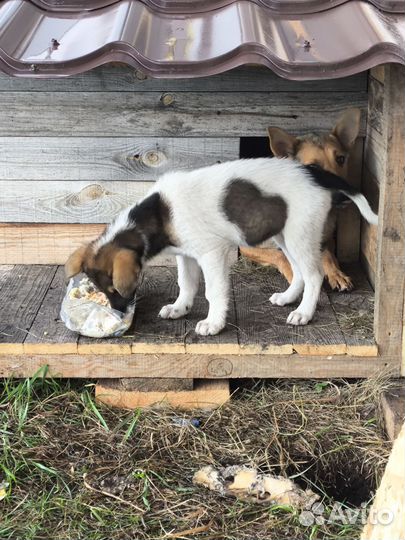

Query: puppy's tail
340;191;378;225
304;165;378;225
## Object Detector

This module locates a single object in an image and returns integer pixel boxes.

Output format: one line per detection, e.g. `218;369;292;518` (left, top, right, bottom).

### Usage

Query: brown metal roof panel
27;0;405;14
0;0;404;80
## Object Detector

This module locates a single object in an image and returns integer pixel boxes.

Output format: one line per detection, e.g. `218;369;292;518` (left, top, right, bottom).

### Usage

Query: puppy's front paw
327;271;353;292
270;292;289;306
287;310;311;326
195;319;224;336
159;304;188;319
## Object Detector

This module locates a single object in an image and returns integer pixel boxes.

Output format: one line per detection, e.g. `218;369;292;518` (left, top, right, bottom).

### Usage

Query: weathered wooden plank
95;379;230;410
360;421;405;540
364;126;386;184
381;386;405;441
0;223;176;265
0;265;56;354
24;266;78;354
0;352;396;379
130;266;186;354
361;168;380;287
374;65;405;360
329;291;377;357
0;91;367;137
0;137;239;182
0;67;367;93
0;181;152;223
231;267;293;354
336;137;363;262
291;290;347;355
184;275;239;354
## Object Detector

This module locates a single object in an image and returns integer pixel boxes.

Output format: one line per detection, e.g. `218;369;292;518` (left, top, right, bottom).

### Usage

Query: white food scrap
193;465;318;508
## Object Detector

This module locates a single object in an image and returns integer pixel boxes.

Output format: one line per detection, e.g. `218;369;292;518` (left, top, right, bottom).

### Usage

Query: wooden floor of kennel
0;64;404;407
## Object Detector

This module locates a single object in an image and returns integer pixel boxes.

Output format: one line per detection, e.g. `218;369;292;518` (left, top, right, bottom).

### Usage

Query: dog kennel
0;1;404;396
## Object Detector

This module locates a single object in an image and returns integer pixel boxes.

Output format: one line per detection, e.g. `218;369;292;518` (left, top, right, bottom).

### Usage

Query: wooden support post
95;378;230;410
360;421;405;540
374;65;405;360
381;385;405;441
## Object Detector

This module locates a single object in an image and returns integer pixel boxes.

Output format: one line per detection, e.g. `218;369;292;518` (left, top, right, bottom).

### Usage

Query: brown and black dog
240;108;361;291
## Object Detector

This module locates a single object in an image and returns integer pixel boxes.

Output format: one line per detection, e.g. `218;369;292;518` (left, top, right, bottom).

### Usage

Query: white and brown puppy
65;158;377;336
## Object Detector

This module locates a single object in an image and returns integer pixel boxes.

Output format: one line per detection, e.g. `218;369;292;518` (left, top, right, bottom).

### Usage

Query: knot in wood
207;358;233;377
74;184;107;204
135;70;147;81
161;93;175;106
144;150;164;167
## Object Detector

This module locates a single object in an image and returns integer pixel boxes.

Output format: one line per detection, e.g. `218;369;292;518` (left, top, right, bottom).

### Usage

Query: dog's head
65;240;142;312
267;108;361;178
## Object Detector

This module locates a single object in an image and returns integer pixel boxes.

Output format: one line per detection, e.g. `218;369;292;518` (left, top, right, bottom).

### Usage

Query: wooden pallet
0;262;387;380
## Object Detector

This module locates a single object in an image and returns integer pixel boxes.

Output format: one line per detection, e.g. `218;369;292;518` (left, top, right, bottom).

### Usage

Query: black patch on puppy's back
223;179;287;246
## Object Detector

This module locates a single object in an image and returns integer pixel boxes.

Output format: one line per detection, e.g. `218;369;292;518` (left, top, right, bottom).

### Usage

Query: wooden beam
0;91;367;138
95;379;230;410
0;353;397;379
374;65;405;360
0;137;238;183
360;421;405;540
0;224;176;265
0;66;367;93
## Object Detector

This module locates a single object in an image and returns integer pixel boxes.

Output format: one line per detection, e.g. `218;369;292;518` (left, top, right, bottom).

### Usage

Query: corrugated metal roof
0;0;404;80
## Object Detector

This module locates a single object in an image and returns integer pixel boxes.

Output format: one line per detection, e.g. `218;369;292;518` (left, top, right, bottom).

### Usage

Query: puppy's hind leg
159;255;200;319
270;235;304;306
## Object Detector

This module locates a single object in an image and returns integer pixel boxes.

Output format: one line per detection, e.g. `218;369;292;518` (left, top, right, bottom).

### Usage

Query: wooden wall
361;67;384;286
0;66;368;264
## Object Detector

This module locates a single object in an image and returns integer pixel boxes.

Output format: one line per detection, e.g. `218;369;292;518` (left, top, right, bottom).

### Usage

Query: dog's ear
333;108;361;150
65;246;87;280
267;127;297;158
112;249;140;298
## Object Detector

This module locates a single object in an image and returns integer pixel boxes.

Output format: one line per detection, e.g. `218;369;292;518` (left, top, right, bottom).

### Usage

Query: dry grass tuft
0;372;393;540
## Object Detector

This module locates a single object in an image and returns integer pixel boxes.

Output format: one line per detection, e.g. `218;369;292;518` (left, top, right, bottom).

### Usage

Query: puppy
65;158;377;336
240;108;361;291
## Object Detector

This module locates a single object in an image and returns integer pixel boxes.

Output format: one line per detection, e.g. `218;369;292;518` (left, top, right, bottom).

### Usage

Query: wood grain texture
0;353;396;379
0;265;56;354
95;379;230;410
231;269;293;354
0;224;176;265
291;290;347;355
361;168;380;287
374;65;405;360
336;138;363;262
0;181;152;223
0;137;238;182
360;421;405;540
0;67;367;93
24;266;78;354
0;91;367;137
130;266;186;354
381;386;405;441
328;293;377;356
184;276;239;355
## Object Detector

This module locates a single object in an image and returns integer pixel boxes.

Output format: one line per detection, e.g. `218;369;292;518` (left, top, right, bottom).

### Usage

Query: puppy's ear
267;127;298;158
65;246;87;280
333;108;361;150
112;249;140;298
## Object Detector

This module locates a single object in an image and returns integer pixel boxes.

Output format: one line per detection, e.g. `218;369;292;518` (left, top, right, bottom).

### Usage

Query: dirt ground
0;373;392;540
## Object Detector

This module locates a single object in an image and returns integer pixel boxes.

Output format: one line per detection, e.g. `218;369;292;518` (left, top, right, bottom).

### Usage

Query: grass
0;372;393;540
